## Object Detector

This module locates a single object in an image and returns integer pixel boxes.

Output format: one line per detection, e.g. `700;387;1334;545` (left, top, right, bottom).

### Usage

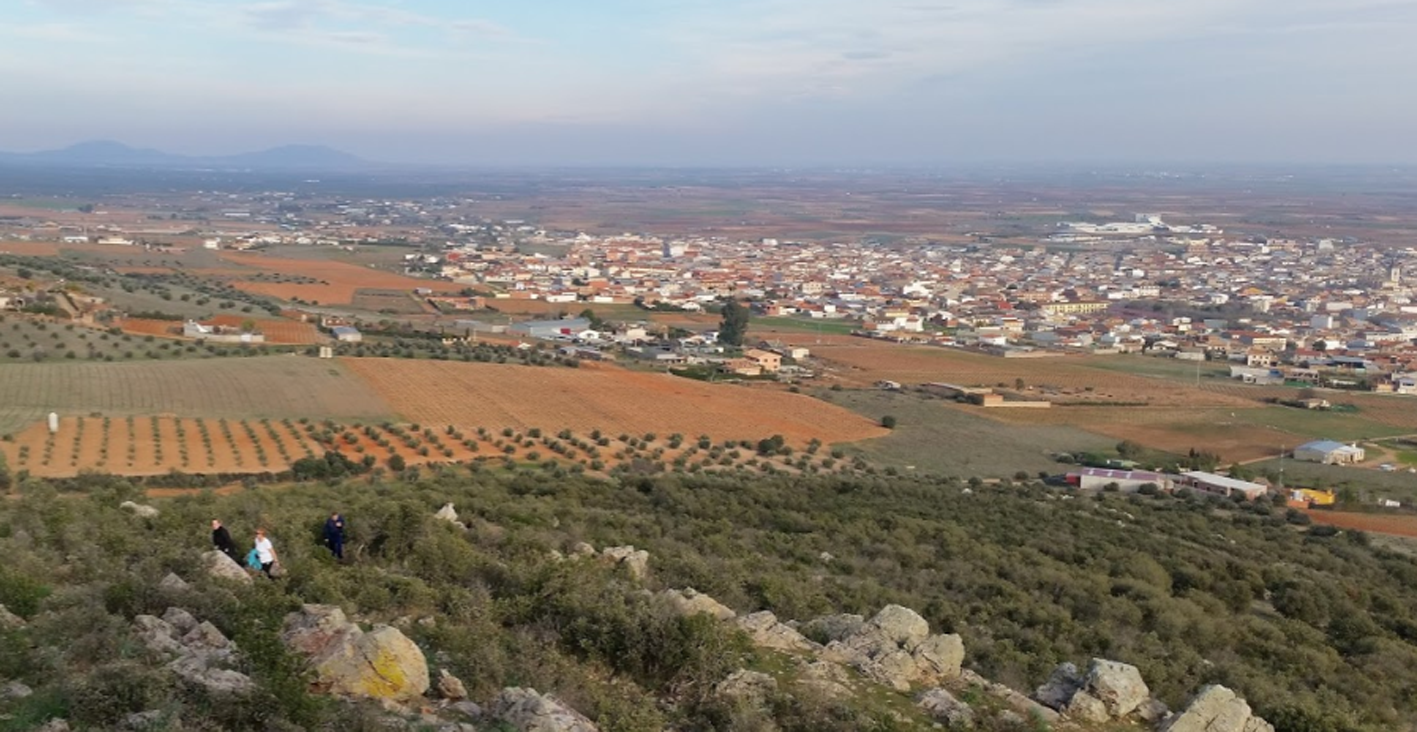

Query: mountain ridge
0;139;370;170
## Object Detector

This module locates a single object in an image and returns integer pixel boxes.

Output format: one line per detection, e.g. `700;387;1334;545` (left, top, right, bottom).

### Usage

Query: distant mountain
0;140;370;170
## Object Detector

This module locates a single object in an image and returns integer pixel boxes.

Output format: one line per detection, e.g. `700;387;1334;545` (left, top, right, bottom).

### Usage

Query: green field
0;356;393;435
1228;407;1408;443
827;389;1113;477
752;316;858;336
1086;354;1230;381
1248;457;1417;502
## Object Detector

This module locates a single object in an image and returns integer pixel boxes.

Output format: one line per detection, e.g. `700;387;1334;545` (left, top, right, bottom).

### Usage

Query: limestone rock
134;611;253;695
715;669;778;707
798;660;853;697
570;542;596;558
660;588;735;621
134;614;186;656
158;573;191;594
281;604;430;702
435;503;459;523
1064;690;1110;723
1;680;33;701
1160;685;1275;732
168;656;256;695
161;607;199;635
801;613;865;643
202;550;253;585
868;605;930;651
492;687;599;732
437;668;468;701
736;611;815;652
600;545;649;581
1034;662;1082;710
917;688;975;729
0;603;26;629
120;710;169;730
120;501;160;518
1138;697;1171;724
35;720;70;732
1082;658;1150;718
959;670;1060;724
446;700;484;721
821;605;962;691
912;633;965;679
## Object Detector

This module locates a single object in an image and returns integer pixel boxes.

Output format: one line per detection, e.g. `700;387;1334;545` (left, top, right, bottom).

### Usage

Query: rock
157;573;190;594
35;720;70;732
446;700;484;721
715;669;778;707
1082;658;1150;718
912;633;965;679
437;668;468;701
0;603;24;629
281;604;430;702
1034;662;1082;711
1160;685;1274;732
168;655;256;695
600;545;649;581
134;614;186;656
917;688;975;729
800;614;865;643
570;542;596;558
660;588;736;621
120;501;160;518
819;551;835;562
1064;690;1110;723
1;680;33;700
492;687;599;732
121;710;168;730
1138;697;1171;724
959;670;1060;724
161;607;199;635
182;621;236;661
798;660;854;697
435;502;459;523
202;550;253;585
736;611;815;652
867;604;930;651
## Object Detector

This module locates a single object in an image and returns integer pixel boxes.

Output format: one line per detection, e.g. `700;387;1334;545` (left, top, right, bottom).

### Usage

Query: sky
4;0;1417;166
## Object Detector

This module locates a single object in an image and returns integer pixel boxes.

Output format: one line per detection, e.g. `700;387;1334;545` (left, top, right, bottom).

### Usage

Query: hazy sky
5;0;1417;165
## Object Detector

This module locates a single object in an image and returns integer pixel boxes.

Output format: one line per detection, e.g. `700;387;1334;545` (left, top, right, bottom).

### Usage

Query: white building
1294;440;1366;465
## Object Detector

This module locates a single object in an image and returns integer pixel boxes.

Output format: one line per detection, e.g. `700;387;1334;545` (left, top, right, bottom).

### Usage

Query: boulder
736;611;815;652
715;669;778;707
134;615;186;656
120;501;160;518
1082;658;1150;718
434;503;459;523
917;688;975;729
868;605;930;651
798;660;854;697
570;542;596;558
800;614;865;643
437;669;468;701
912;633;965;679
161;607;199;635
600;545;649;581
35;720;70;732
660;588;735;621
167;656;256;695
1064;690;1110;723
446;700;484;722
1;681;33;701
821;606;962;691
492;687;599;732
202;550;253;585
157;573;191;594
959;670;1060;724
281;604;430;703
120;710;169;730
134;611;253;695
1160;685;1275;732
0;603;25;630
1034;662;1082;710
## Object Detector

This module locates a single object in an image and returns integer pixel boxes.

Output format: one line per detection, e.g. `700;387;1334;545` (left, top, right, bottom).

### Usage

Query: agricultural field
205;315;324;344
0;356;394;435
824;389;1116;477
1248;458;1417;503
219;252;462;305
341;357;888;447
1305;510;1417;539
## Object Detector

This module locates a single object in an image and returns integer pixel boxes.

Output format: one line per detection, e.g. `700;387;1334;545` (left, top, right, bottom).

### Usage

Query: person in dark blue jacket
323;512;345;561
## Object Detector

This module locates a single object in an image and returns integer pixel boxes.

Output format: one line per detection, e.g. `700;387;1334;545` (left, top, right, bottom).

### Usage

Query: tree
387;454;406;472
717;299;749;347
881;415;897;429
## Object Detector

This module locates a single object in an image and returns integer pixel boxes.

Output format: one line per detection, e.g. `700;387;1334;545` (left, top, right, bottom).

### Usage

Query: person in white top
254;528;278;578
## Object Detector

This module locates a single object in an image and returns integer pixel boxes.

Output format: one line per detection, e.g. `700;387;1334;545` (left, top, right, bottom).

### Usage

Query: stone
736;611;815;652
714;669;778;707
660;588;735;621
1;680;33;701
912;633;965;679
157;573;191;594
134;614;185;656
281;604;430;703
0;603;24;630
1064;690;1110;724
1033;662;1082;711
798;660;853;697
1160;685;1274;732
867;604;930;651
570;542;596;558
959;670;1060;724
161;607;199;635
202;550;253;585
1138;697;1171;724
1082;658;1150;718
35;720;70;732
917;688;975;729
168;656;256;695
800;614;865;643
600;545;649;581
434;503;459;523
437;668;468;700
182;621;236;662
492;687;599;732
120;501;160;518
121;710;168;730
446;700;484;721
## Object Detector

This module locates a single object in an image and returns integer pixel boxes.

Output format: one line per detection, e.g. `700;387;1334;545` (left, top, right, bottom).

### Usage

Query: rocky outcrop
157;572;191;594
0;603;24;629
201;550;253;585
281;604;430;703
1;681;33;701
1034;658;1164;724
736;611;815;652
600;545;649;581
437;669;468;701
917;688;975;729
120;501;160;518
715;669;778;707
1160;685;1275;732
132;611;253;695
960;670;1059;724
1084;658;1150;718
660;588;736;621
435;503;460;524
800;613;865;644
821;605;963;691
493;687;599;732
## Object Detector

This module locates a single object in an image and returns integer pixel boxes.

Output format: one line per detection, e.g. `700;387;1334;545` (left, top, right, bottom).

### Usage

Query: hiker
323;512;345;561
253;528;278;578
211;519;239;564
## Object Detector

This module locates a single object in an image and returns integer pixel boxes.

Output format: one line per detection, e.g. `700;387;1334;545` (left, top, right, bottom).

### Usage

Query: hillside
1;469;1413;731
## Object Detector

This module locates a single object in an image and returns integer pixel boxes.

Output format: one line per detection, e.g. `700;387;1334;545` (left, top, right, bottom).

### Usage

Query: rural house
1293;440;1366;465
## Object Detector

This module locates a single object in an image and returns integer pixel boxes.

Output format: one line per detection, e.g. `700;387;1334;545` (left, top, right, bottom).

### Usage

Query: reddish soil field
342;358;888;447
220;252;462;305
1306;510;1417;538
206;316;324;345
121;318;185;338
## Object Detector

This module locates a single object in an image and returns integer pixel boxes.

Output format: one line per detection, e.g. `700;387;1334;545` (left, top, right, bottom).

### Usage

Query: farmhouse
331;326;363;343
1179;471;1269;501
1293;440;1366;465
743;348;782;373
1067;468;1173;493
509;317;591;340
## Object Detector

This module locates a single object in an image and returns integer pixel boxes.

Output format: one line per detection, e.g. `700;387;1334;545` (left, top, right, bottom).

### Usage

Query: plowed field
1306;510;1417;538
206;316;324;345
343;358;889;446
220;253;462;304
